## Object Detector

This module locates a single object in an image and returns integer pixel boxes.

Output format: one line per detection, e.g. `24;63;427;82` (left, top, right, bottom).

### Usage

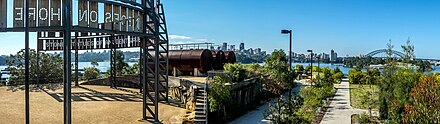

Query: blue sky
1;0;440;59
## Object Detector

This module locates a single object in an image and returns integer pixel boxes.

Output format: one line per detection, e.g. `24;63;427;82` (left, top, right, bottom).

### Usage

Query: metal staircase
194;87;208;123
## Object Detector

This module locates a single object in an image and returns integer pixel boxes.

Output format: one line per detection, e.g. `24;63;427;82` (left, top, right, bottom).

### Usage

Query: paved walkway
229;82;303;124
320;78;378;124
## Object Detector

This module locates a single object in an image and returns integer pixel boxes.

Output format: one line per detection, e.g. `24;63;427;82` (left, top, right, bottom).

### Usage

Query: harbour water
2;62;440;79
292;62;440;75
0;62;137;79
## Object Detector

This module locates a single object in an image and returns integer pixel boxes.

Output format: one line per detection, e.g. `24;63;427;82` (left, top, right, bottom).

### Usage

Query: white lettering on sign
51;8;61;21
78;10;88;22
90;11;97;22
15;8;23;21
39;8;48;20
14;7;60;21
105;12;112;23
29;8;36;20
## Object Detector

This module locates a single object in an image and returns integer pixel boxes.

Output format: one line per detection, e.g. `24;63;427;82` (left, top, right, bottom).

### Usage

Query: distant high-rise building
254;48;261;54
321;53;330;61
222;42;228;51
248;48;254;55
239;43;245;51
330;49;338;62
230;45;236;51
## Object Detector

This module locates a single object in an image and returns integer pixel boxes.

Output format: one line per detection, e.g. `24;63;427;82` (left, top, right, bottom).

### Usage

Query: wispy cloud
169;34;191;40
194;39;209;42
170;41;198;44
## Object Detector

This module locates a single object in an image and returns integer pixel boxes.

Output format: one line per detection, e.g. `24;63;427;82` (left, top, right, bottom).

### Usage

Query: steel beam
62;0;72;123
24;0;30;123
75;32;79;87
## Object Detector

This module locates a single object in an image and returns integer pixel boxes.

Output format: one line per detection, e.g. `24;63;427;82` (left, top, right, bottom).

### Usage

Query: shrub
83;67;100;80
224;63;247;82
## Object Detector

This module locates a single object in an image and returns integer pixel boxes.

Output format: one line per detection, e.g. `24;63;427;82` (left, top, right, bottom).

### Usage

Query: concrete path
320;79;352;124
320;78;378;124
229;82;303;124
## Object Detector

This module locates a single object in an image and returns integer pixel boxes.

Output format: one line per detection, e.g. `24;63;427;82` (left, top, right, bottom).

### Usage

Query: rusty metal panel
104;36;110;48
38;0;49;26
89;1;98;28
13;0;23;27
104;4;112;30
85;38;94;49
138;12;143;32
96;37;104;49
168;50;213;73
224;51;236;63
127;9;133;32
50;0;62;26
0;0;7;28
133;10;139;32
29;0;36;27
120;7;127;31
113;5;120;31
78;0;87;27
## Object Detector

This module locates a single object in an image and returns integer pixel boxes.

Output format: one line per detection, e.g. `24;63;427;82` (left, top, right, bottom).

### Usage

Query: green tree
264;94;307;124
401;37;415;65
332;67;344;83
403;75;440;123
7;49;63;85
379;40;397;119
91;61;99;67
224;63;247;82
263;49;296;95
349;68;363;84
298;86;334;122
208;74;232;120
115;50;128;76
265;49;287;64
317;68;334;87
295;64;304;75
83;67;100;80
122;63;139;75
245;63;261;76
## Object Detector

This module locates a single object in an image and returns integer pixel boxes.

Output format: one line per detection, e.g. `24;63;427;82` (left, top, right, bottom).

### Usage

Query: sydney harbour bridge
362;49;440;62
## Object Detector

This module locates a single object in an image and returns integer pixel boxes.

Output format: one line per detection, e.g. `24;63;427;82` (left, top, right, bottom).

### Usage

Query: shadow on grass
42;85;143;102
5;83;63;92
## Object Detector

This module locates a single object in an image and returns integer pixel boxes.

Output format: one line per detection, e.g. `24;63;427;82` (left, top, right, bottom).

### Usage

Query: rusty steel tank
224;51;236;64
211;50;226;70
168;49;213;73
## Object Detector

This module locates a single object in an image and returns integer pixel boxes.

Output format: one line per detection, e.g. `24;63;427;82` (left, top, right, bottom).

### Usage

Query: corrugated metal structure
211;50;226;70
169;49;213;73
224;51;236;64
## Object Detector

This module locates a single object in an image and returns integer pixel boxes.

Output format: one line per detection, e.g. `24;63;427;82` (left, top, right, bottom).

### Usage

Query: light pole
317;55;320;85
281;30;293;70
281;29;293;120
307;50;313;86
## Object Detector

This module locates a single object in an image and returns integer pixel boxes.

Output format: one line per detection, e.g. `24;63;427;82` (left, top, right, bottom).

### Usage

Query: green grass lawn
350;84;379;111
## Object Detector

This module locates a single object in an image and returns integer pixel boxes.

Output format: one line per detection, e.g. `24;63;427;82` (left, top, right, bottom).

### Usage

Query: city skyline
1;0;440;59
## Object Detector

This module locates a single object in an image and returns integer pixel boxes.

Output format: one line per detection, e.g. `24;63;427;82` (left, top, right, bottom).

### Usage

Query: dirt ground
0;84;185;124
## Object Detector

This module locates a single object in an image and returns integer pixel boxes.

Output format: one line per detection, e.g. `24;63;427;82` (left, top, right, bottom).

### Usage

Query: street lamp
281;29;292;70
317;55;321;85
307;50;313;86
282;29;294;109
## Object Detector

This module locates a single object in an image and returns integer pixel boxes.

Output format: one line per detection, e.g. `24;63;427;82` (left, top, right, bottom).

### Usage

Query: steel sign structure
0;0;169;123
0;0;6;29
